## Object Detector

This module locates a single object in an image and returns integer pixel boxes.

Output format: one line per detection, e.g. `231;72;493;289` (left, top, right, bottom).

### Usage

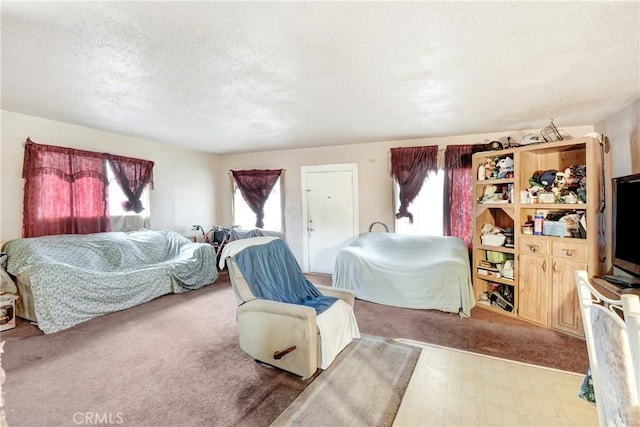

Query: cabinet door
518;253;549;326
551;258;586;337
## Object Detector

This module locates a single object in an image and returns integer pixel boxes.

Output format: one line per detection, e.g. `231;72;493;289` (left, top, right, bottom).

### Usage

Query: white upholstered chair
222;237;360;379
575;270;640;426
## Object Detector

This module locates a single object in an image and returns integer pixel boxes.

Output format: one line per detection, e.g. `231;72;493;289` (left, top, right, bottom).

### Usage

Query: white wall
1;108;600;266
594;97;640;274
219;125;593;263
595;98;640;177
1;110;220;245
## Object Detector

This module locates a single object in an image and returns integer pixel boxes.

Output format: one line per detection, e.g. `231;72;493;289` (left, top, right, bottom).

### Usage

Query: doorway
301;163;359;274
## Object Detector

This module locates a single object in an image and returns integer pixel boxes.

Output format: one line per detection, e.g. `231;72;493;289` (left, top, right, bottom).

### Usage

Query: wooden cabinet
550;240;588;336
518;237;550;325
518;252;549;325
472;137;604;337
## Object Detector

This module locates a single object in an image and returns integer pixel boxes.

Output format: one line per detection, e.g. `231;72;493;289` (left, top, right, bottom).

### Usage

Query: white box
0;294;17;331
481;234;506;246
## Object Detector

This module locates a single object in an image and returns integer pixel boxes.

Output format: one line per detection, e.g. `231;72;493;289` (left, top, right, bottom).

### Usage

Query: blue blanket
234;239;337;314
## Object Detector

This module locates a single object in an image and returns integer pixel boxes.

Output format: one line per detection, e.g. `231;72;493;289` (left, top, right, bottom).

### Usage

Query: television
611;173;640;281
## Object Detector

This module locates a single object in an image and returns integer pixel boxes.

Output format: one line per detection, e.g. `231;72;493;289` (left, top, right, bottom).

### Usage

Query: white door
301;164;359;274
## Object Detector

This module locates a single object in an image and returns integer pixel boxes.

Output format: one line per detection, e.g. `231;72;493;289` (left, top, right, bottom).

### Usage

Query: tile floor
393;340;597;427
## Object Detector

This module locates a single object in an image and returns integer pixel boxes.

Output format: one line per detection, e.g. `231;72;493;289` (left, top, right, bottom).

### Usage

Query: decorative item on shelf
519;134;545;146
540;119;571;142
564;164;587;202
479;157;499;180
479;185;509;203
561;194;577;204
477;164;486;181
529;169;558;191
480;223;506;246
538;192;556;204
486;140;503;150
496;157;514;179
500;260;515;280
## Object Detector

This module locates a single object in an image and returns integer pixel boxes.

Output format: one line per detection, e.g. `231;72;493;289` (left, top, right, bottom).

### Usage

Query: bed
332;233;476;317
3;229;219;334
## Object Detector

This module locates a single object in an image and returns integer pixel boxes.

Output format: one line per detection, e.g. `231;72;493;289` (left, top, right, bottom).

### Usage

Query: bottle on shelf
533;214;543;235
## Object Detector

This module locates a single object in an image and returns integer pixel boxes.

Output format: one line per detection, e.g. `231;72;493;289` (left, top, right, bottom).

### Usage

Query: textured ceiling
2;1;639;154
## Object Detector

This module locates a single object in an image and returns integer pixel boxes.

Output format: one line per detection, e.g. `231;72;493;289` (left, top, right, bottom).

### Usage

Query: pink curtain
106;155;154;213
231;169;283;228
390;145;438;223
443;144;485;248
22;138;110;238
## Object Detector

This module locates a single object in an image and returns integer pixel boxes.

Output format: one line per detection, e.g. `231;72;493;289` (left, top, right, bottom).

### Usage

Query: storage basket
543;221;568;237
481;234;506;247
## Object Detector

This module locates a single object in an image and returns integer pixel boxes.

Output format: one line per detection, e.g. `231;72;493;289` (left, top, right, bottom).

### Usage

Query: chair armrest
316;285;356;307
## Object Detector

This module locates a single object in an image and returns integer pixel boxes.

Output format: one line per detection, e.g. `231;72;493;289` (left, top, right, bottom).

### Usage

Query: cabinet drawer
552;241;587;261
518;237;549;255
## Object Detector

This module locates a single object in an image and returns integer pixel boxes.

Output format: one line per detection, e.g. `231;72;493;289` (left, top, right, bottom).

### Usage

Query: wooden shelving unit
471;137;604;337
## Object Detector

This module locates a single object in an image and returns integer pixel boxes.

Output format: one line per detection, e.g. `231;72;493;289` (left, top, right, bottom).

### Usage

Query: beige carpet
272;334;421;427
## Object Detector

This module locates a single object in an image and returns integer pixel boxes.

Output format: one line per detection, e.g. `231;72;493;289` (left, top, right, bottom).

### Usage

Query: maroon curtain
22;138;110;237
231;169;283;228
106;155;154;213
443;144;485;248
390;145;438;223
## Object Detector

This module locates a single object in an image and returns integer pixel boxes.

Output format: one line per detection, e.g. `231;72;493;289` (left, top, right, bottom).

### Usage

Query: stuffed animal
496;156;514;179
529;169;558;191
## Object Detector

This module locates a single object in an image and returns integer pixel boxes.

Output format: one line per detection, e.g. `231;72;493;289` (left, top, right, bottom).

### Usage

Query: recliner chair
222;236;360;379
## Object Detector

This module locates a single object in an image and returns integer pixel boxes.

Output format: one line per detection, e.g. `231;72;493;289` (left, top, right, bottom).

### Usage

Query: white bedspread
333;233;476;317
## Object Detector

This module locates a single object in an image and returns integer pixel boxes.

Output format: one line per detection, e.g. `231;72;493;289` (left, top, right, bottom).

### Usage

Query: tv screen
613;173;640;278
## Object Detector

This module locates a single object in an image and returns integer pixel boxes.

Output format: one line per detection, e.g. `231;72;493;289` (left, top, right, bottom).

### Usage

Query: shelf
516;234;587;241
477;202;513;208
474;275;516;286
476;300;518;316
517;203;587;210
476;245;515;254
476;178;515;186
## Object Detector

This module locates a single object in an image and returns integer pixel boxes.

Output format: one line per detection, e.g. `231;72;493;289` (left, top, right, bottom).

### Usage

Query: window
22;138;154;237
394;170;444;236
106;162;150;218
233;176;283;232
22;140;110;237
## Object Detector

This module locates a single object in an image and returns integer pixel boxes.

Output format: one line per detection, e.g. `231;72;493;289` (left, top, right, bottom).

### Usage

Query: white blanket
316;299;361;369
333;233;476;317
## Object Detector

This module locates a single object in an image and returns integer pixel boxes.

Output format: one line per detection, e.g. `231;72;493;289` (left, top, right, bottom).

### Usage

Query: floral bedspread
5;229;218;334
